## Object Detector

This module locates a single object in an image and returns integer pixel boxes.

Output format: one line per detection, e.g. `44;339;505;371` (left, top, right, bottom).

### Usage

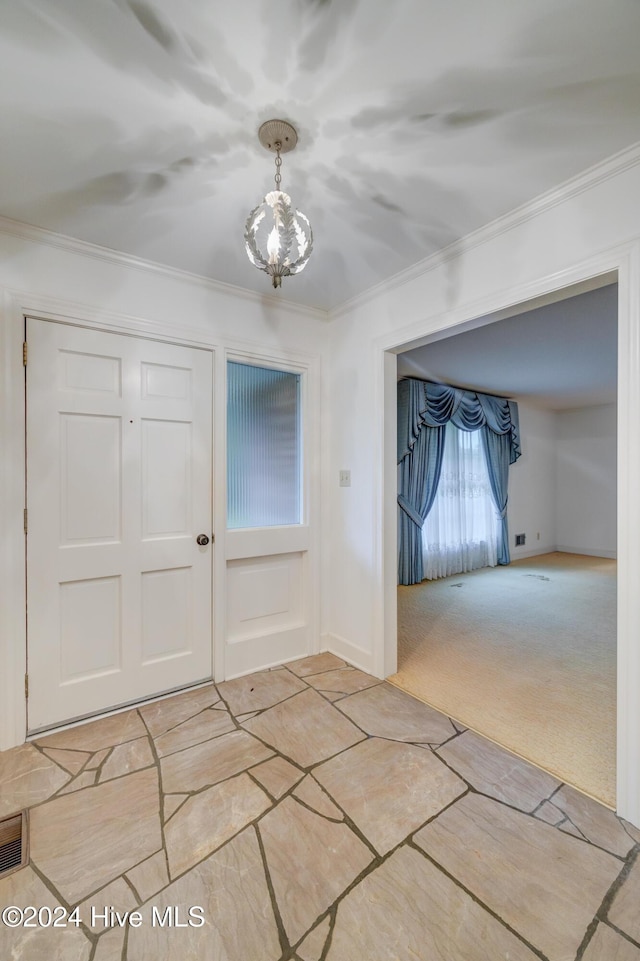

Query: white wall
507;401;617;561
508;403;557;559
324;152;640;666
0;224;328;350
556;404;617;557
324;144;640;822
0;223;329;750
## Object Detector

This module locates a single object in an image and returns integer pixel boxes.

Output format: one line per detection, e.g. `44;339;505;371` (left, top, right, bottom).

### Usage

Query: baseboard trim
321;633;376;676
556;546;617;560
511;546;558;560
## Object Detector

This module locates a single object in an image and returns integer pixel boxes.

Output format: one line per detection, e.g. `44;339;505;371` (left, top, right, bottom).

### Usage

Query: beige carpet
391;552;617;806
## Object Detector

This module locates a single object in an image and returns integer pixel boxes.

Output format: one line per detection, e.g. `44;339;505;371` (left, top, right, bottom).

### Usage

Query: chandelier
244;119;313;289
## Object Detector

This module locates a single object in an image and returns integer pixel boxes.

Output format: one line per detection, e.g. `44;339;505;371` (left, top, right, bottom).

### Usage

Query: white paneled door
26;319;213;731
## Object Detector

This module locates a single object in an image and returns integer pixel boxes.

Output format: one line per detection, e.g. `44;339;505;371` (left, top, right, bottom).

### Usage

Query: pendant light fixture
244;119;313;289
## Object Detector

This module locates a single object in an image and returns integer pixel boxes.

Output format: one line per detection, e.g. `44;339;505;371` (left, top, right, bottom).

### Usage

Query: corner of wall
321;632;377;677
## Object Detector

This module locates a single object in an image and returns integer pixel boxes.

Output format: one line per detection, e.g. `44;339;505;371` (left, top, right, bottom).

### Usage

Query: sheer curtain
422;423;499;580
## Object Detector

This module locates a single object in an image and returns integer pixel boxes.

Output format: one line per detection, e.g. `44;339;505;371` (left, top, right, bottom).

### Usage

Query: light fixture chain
274;142;282;190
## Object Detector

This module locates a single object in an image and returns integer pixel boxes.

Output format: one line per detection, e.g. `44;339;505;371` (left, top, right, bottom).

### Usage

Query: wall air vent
0;811;28;878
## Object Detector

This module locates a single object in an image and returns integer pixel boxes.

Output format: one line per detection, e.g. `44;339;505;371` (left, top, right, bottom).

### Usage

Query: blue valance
397;378;521;466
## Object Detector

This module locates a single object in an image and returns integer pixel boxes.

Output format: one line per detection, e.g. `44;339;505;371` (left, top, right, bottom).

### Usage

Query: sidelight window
227;361;302;529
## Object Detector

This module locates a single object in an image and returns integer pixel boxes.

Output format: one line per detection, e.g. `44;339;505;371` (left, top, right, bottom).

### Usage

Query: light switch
339;470;351;487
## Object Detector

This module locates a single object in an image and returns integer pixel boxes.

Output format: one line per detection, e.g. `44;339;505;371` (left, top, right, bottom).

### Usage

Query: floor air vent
0;812;28;878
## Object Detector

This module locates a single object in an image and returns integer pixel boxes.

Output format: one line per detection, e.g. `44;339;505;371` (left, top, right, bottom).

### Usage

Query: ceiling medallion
244;119;313;289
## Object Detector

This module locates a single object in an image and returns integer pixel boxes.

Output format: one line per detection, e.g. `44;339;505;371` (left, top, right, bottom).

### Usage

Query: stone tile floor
1;652;639;960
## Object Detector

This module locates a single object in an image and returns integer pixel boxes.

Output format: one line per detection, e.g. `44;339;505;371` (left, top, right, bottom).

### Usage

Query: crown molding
330;140;640;321
2;138;640;326
0;215;328;323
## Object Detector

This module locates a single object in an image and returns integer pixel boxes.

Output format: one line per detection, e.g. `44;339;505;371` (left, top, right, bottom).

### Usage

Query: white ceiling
2;1;640;312
397;282;618;410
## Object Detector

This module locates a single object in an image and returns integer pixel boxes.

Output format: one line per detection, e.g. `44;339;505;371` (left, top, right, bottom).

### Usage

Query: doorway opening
390;277;618;807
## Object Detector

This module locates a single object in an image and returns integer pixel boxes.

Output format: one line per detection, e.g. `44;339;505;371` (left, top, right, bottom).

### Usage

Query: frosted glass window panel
227;363;302;528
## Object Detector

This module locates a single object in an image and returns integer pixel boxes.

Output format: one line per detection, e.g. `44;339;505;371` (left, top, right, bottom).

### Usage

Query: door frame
0;289;322;749
0;292;219;748
374;242;640;823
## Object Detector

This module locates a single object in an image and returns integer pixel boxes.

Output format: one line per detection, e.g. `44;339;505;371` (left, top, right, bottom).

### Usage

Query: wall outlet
339;470;351;487
515;533;526;546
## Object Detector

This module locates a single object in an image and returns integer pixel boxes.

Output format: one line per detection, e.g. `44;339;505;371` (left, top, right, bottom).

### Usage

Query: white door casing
26;319;213;731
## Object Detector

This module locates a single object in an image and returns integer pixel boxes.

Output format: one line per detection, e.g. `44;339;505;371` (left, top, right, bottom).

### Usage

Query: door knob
196;534;210;546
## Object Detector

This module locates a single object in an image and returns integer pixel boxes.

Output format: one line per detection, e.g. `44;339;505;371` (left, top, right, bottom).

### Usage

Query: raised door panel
60;414;122;545
59;576;122;682
141;568;193;663
141;419;191;538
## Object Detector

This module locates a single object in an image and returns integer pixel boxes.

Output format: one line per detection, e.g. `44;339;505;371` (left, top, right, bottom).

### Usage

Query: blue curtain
398;420;446;585
398;378;521;584
481;427;512;566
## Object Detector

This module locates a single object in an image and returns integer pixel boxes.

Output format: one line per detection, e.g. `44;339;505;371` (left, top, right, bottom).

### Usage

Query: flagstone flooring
1;652;639;961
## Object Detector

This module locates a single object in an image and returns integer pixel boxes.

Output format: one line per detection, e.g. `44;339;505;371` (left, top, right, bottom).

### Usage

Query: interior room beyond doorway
392;282;618;806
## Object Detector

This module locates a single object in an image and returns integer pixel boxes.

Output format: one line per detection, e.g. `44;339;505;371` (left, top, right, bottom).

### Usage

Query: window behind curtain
422;423;498;580
227;362;301;529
